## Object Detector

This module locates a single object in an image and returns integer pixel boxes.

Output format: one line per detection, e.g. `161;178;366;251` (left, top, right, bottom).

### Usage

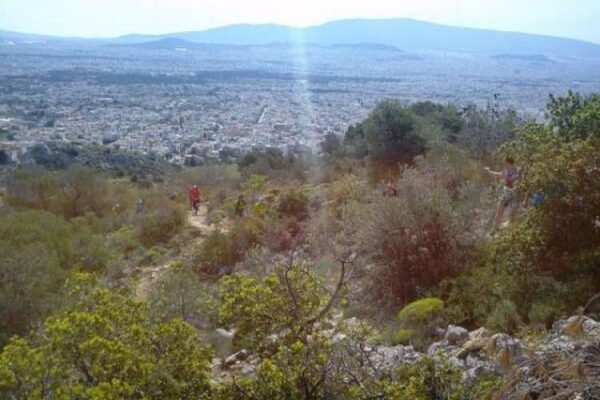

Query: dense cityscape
2;37;600;165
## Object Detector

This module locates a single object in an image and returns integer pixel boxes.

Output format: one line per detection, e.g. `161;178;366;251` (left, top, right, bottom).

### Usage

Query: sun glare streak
288;29;317;152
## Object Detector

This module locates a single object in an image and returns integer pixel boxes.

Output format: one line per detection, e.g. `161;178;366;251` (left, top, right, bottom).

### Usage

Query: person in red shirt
385;180;398;197
188;185;202;216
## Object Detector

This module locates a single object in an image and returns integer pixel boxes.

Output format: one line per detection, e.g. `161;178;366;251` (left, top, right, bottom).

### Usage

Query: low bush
137;205;185;246
277;188;309;221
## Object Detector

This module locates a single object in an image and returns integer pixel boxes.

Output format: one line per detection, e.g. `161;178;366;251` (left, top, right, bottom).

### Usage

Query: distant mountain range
3;19;600;59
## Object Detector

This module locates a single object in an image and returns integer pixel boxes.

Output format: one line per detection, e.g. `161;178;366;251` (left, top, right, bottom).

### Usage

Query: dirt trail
135;204;217;298
187;204;211;234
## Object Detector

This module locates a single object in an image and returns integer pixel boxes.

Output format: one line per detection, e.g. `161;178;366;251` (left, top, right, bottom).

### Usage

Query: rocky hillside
214;314;600;399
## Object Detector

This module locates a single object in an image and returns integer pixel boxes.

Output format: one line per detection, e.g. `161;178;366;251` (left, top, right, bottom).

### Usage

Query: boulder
368;345;422;372
468;327;492;341
427;339;452;356
224;349;250;368
553;316;600;337
215;328;235;340
462;364;495;382
444;325;469;346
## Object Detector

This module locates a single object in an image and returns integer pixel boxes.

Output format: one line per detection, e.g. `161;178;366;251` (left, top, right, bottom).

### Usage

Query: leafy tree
238;148;291;178
6;168;60;211
277;189;309;221
0;243;66;344
137;205;185;246
458;104;520;157
0;274;213;399
148;264;217;329
547;90;600;139
219;260;351;400
350;167;477;314
344;100;426;177
320;132;342;156
59;165;112;218
193;229;238;276
0;211;77;341
485;124;600;323
220;263;329;352
445;95;600;330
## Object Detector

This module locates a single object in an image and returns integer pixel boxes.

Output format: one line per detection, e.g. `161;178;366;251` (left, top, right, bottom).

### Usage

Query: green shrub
229;216;264;257
350;164;478;313
277;189;309;220
208;209;227;225
193;229;237;276
0;274;213;399
486;299;522;333
148;266;217;329
394;298;445;350
344;100;427;179
392;328;415;345
398;298;444;324
137;206;185;246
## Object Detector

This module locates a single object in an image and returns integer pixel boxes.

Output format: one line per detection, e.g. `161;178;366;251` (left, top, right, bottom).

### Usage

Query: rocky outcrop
212;315;600;391
223;349;250;368
367;344;423;372
501;317;600;400
444;325;469;346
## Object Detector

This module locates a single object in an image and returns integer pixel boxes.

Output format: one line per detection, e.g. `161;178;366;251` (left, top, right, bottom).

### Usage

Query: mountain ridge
2;18;600;58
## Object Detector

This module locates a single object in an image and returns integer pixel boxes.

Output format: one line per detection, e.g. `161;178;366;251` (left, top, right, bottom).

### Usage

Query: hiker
188;185;202;216
234;194;246;218
112;202;122;214
385;180;398;197
136;198;144;215
485;157;521;231
531;192;545;207
254;198;267;218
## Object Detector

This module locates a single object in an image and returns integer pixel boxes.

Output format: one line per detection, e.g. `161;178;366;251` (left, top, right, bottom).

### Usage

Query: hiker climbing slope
234;194;246;218
188;185;202;216
485;157;521;231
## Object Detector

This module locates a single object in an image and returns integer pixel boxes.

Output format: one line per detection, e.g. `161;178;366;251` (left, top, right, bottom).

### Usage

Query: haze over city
1;0;600;43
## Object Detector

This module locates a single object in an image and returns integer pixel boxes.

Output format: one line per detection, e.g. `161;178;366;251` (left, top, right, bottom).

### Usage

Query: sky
1;0;600;44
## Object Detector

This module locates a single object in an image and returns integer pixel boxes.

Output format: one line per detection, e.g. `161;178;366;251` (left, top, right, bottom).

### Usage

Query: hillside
1;93;599;399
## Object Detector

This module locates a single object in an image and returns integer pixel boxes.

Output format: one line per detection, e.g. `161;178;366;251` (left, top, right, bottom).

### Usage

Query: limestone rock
224;349;250;368
444;325;469;346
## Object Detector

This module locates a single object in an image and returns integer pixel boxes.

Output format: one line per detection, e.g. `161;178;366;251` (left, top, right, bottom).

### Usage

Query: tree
350;167;476;314
193;229;238;276
458;104;520;157
547;90;600;139
6;168;60;211
0;274;213;399
320;132;342;156
344;101;426;178
277;189;309;221
59;165;112;218
148;264;217;329
489;122;600;319
0;242;66;344
219;258;353;399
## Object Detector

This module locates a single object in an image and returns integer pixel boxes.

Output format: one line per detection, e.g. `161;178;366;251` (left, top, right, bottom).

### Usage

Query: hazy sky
1;0;600;43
